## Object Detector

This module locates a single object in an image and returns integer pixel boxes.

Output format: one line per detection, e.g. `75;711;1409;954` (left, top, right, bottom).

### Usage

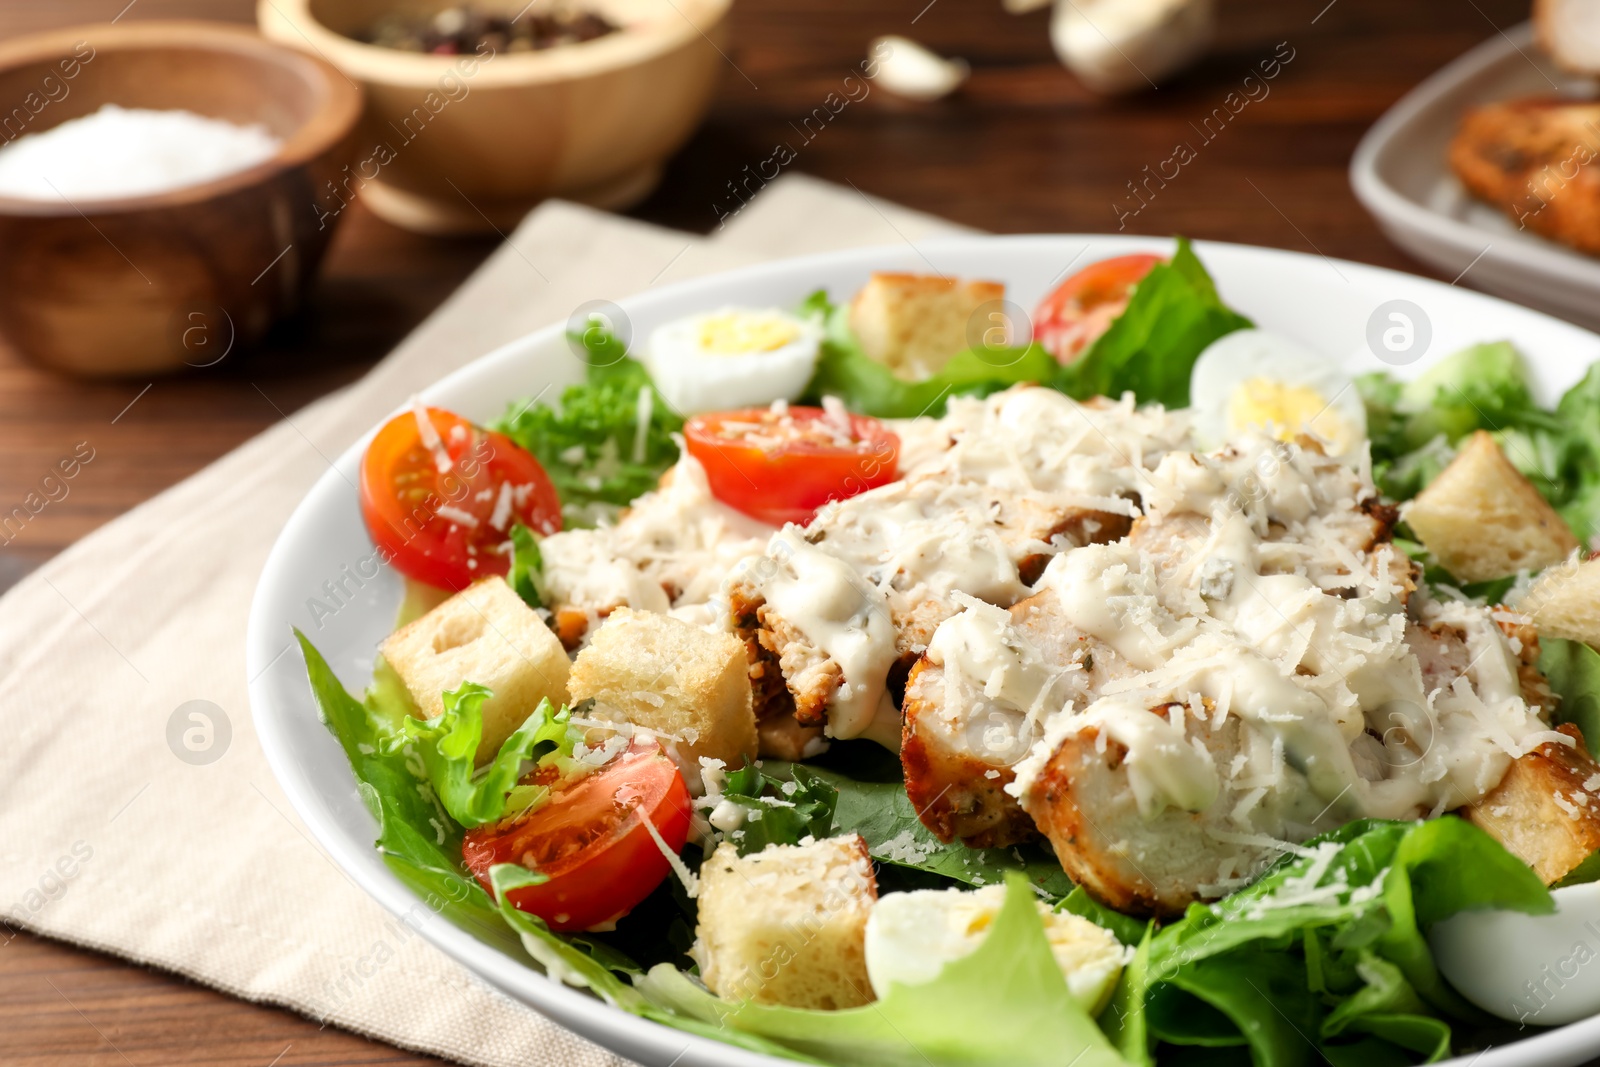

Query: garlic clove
1536;0;1600;76
871;35;970;102
1051;0;1215;96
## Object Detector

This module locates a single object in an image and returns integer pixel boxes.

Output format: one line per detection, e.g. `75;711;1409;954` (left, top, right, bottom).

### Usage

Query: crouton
1464;724;1600;884
692;835;878;1010
380;575;570;767
568;608;757;780
1449;98;1600;255
848;272;1006;382
1535;0;1600;76
1521;553;1600;648
1404;431;1579;582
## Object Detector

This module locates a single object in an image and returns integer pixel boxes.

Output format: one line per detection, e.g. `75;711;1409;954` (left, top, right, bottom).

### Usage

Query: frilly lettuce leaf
299;631;815;1061
638;871;1127;1067
296;631;516;953
389;686;577;829
1360;343;1600;546
494;324;682;525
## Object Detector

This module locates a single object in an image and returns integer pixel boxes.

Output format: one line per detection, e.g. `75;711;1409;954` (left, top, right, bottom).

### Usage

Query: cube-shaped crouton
1404;431;1579;582
1522;554;1600;646
1464;724;1600;884
568;608;757;778
692;835;878;1010
380;575;570;767
848;273;1005;382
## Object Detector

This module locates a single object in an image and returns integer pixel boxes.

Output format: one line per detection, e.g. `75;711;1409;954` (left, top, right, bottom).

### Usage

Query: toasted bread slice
848;272;1005;382
1404;431;1579;582
1450;98;1600;255
1464;724;1600;885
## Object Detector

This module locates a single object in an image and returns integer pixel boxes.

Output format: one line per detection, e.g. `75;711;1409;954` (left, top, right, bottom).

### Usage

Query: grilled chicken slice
727;387;1185;741
1023;701;1267;917
901;588;1130;848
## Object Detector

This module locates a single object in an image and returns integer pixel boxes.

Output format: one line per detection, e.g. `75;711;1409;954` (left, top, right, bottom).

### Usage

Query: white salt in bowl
0;20;363;377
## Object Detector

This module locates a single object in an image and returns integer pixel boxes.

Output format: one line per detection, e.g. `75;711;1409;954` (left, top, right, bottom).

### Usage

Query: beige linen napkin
0;174;970;1067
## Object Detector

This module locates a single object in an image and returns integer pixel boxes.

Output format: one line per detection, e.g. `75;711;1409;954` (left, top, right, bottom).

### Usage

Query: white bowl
247;235;1600;1067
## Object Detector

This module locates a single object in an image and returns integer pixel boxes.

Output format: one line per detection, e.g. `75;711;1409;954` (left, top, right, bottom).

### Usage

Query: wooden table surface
0;0;1533;1063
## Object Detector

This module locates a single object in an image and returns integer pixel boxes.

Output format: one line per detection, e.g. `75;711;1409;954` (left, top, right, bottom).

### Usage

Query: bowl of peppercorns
258;0;731;234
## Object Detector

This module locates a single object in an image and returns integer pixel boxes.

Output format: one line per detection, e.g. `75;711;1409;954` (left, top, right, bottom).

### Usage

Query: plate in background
248;234;1600;1067
1351;22;1600;331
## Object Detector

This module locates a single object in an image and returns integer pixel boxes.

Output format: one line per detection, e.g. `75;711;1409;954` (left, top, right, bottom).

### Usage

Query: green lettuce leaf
803;764;1076;898
1052;237;1253;410
1358;342;1598;547
718;762;838;855
494;324;683;525
801;295;1060;419
296;632;518;954
638;872;1127;1067
1062;885;1153;948
1138;818;1549;1066
1394;342;1553;450
1555;363;1600;541
302;630;810;1060
1103;927;1156;1067
506;521;545;609
1157;950;1322;1067
1542;636;1600;886
390;687;577;829
1540;637;1600;755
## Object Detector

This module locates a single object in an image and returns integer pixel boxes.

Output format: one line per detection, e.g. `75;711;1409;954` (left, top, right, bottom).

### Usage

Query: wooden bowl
258;0;730;234
0;21;363;377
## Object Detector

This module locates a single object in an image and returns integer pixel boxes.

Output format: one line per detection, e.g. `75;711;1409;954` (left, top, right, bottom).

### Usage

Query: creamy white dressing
759;528;899;740
953;433;1559;842
1089;698;1220;818
746;385;1194;741
541;451;773;625
926;595;1063;720
814;481;1032;614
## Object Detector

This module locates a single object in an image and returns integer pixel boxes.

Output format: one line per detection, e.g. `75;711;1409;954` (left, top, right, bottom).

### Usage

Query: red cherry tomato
684;405;900;527
1034;253;1163;363
359;406;561;592
461;740;692;932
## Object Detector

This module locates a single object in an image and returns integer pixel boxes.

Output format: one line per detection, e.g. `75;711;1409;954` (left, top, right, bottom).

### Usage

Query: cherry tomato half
461;740;692;932
684;405;900;527
359;406;561;592
1034;253;1163;364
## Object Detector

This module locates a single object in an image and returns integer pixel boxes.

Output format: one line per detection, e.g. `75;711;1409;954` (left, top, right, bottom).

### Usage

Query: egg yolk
1227;377;1353;454
697;312;801;355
